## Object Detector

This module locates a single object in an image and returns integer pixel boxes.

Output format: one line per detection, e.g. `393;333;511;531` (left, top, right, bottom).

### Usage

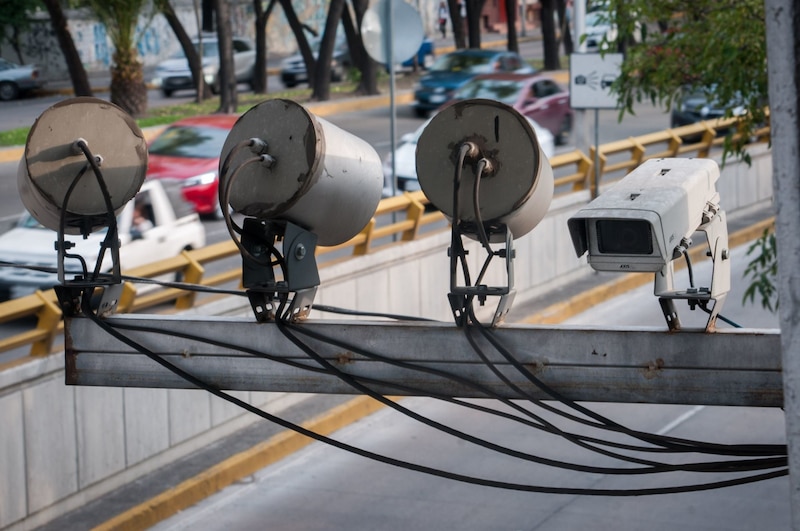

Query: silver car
153;35;256;97
0;58;45;101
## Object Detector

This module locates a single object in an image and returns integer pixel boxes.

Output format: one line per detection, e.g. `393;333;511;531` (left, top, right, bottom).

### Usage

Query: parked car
281;34;435;88
146;115;239;218
0;57;45;101
152;35;256;97
448;73;573;145
0;179;205;301
280;33;351;88
670;85;747;128
412;49;535;117
382;114;555;197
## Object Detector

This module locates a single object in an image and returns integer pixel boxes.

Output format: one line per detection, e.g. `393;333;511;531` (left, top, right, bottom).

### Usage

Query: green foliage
743;227;779;313
606;0;768;161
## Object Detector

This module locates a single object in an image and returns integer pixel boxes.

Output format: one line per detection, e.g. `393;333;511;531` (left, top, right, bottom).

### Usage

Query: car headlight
183;172;218;187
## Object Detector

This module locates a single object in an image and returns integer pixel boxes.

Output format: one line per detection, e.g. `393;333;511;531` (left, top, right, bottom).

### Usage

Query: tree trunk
465;0;485;48
556;0;573;55
278;0;315;86
311;0;345;101
505;0;518;53
160;0;212;101
539;0;560;70
343;0;378;96
41;0;92;97
449;0;467;49
252;0;277;94
215;0;237;113
110;51;147;116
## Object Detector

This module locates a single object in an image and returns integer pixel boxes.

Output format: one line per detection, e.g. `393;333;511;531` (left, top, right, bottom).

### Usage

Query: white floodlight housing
220;99;383;247
217;99;384;322
15;97;148;314
414;99;554;326
17;97;148;235
416;99;554;241
568;158;730;331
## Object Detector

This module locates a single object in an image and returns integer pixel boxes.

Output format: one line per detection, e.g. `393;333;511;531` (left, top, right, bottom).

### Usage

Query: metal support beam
65;315;782;407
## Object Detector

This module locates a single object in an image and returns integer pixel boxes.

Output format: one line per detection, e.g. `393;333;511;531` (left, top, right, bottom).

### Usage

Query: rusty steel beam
64;314;783;407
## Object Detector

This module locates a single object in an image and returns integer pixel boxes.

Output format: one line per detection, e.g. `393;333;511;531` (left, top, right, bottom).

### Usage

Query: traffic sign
569;53;623;109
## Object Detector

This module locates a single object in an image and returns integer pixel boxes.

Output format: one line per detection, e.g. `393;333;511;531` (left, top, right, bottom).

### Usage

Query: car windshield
430;53;495;74
148;125;229;158
453;79;525;105
169;41;219;59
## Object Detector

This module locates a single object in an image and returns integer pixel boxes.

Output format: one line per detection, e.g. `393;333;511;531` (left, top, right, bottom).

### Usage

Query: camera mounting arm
656;204;730;332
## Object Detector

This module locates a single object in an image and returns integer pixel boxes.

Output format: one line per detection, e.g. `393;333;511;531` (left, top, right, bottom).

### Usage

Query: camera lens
596;219;653;254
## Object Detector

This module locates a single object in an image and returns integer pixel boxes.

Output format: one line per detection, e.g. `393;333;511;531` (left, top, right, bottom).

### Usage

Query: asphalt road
149;246;788;531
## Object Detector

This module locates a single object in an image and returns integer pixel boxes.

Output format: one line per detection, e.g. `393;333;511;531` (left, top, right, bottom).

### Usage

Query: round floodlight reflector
415;99;554;240
220;99;383;247
17;97;148;234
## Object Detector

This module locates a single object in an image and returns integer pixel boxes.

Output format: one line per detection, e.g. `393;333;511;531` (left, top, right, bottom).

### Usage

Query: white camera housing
568;158;720;273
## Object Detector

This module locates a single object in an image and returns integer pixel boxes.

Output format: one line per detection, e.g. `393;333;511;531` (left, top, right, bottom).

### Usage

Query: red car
146;115;239;218
447;73;574;145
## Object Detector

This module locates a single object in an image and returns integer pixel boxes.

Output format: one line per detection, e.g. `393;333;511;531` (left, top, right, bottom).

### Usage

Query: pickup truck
0;179;206;301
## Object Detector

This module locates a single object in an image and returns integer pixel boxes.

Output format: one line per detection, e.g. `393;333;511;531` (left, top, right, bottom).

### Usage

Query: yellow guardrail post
30;291;63;356
175;251;205;310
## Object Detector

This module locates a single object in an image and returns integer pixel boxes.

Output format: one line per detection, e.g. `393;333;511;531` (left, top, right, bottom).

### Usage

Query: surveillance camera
567;158;721;273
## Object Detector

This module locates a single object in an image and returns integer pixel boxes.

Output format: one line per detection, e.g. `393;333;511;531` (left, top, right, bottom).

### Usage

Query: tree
310;0;346;101
342;0;378;96
504;0;518;53
213;0;237;113
157;0;213;102
539;0;560;69
79;0;151;116
41;0;92;97
608;0;767;162
251;0;278;94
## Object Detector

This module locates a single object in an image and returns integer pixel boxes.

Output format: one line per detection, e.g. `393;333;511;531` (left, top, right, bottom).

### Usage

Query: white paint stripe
657;405;706;435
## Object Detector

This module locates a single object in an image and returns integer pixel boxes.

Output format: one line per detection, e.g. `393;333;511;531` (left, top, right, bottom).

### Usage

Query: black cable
278;318;785;474
86;298;787;495
473;318;784;457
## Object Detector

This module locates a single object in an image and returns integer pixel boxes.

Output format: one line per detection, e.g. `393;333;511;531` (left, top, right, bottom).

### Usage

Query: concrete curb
93;395;388;531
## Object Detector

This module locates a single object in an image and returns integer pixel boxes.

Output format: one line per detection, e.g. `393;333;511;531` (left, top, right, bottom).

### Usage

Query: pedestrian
438;1;449;38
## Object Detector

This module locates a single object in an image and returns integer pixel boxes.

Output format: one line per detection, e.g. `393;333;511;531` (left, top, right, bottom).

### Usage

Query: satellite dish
361;0;424;65
18;97;148;234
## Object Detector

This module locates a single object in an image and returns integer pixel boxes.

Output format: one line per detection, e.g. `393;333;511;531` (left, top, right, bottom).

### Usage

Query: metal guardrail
0;117;771;365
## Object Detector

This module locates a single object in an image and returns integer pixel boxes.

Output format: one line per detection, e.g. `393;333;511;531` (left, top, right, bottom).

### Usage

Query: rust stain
643;358;665;379
336;351;354;365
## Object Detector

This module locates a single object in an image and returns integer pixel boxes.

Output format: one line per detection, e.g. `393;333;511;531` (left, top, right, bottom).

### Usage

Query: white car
382;116;555;197
153;35;256;97
0;180;205;300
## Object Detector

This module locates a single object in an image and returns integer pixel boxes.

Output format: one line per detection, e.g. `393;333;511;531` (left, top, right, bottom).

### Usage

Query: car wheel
556;114;572;146
162;88;174;97
283;81;297;88
414;106;428;118
0;81;19;101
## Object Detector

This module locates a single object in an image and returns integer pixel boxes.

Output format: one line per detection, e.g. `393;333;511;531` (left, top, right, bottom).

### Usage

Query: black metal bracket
240;218;320;322
447;222;516;327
